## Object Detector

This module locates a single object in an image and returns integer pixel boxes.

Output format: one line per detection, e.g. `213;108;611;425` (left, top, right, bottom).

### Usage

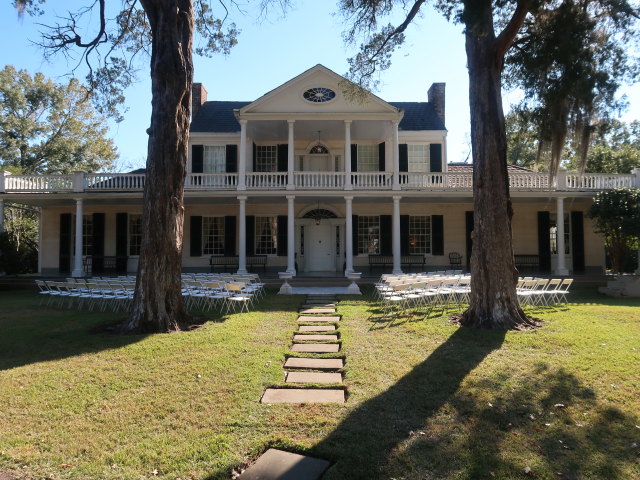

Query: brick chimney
191;82;208;121
428;82;446;127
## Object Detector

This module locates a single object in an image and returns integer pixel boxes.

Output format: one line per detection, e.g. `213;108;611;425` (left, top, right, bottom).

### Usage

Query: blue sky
1;1;638;171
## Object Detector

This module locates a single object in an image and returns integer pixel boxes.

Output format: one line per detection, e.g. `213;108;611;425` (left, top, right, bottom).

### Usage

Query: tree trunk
460;1;534;329
122;0;193;333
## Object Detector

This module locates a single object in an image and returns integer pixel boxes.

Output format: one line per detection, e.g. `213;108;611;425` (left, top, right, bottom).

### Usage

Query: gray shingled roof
190;100;446;133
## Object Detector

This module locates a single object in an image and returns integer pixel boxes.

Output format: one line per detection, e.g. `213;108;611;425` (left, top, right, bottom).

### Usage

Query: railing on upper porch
1;170;639;194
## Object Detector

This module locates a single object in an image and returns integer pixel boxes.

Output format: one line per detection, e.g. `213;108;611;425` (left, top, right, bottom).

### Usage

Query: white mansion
1;65;638;277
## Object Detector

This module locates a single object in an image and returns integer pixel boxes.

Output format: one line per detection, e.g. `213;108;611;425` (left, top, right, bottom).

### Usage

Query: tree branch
495;0;532;60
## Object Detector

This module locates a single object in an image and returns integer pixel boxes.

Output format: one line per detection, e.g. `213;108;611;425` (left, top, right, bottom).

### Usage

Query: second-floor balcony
1;170;638;194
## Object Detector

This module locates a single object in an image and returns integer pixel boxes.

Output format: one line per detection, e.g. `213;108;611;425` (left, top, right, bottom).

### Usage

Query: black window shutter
224;216;236;256
277;144;288;172
380;215;392;256
226;145;238;173
92;213;105;273
537;211;551;273
115;213;128;273
351;144;358;172
352;215;359;256
252;143;257;172
192;145;204;173
277;215;288;256
190;216;202;257
399;144;408;172
430;143;443;172
431;215;444;255
400;215;410;255
465;211;474;269
59;213;72;273
571;211;585;273
246;216;255;256
378;142;386;171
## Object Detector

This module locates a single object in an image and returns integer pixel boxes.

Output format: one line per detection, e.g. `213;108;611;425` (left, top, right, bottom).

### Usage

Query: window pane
409;216;431;254
549;213;571;254
203;145;226;173
129;214;142;256
357;145;379;172
255;216;278;255
256;145;277;172
358;216;380;254
203;217;225;255
408;145;430;173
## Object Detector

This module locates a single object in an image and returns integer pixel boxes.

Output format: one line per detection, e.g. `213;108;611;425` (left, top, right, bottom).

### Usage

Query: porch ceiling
248;119;390;142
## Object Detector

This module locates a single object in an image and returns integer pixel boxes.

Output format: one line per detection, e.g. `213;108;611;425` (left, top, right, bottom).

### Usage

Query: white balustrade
246;173;288;189
3;174;74;192
351;172;393;189
295;172;344;189
185;173;237;189
509;173;549;190
85;173;146;190
566;173;635;190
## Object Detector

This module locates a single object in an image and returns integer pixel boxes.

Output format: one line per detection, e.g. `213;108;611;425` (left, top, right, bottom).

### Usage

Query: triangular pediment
239;65;400;116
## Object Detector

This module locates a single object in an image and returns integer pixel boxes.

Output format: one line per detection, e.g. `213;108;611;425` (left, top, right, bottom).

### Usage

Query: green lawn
0;287;638;480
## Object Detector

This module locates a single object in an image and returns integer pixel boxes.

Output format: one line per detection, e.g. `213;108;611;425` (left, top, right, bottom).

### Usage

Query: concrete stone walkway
261;294;346;404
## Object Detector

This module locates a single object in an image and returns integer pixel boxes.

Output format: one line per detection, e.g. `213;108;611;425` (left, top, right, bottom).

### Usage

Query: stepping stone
298;324;336;332
307;296;336;300
299;308;336;314
237;448;330;480
284;357;343;370
291;343;340;353
286;371;342;384
297;316;340;322
261;388;345;404
302;303;336;308
293;334;338;342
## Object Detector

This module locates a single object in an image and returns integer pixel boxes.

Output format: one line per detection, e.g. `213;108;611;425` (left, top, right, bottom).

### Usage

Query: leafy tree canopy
0;65;117;174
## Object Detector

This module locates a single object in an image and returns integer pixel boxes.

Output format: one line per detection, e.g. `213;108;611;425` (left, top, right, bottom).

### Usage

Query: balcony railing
1;170;638;194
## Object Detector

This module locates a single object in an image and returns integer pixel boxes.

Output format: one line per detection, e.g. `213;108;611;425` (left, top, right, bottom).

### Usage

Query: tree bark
460;0;535;329
122;0;193;333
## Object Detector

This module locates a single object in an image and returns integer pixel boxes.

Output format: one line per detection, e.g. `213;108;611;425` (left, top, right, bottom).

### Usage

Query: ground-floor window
550;213;571;254
255;216;278;255
358;215;380;254
71;214;93;256
128;214;143;256
409;215;431;254
203;216;225;255
255;145;277;172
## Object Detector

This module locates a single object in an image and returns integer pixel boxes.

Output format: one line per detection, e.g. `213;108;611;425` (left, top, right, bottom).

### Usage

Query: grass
0;287;639;480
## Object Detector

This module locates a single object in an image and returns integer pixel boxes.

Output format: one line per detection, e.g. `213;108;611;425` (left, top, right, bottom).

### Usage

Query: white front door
305;223;335;272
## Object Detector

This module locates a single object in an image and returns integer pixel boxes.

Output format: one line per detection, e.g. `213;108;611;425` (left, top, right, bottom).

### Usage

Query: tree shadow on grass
0;290;147;371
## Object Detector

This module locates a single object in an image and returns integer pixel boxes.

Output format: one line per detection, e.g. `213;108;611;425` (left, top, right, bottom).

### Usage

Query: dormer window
309;144;329;154
303;87;336;103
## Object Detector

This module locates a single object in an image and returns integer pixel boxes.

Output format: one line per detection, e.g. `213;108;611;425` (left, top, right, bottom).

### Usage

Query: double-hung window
203;145;226;173
357;145;379;172
255;216;278;255
128;214;143;256
357;216;380;254
203;217;225;255
409;215;431;254
71;214;93;256
255;145;277;172
550;213;571;254
408;145;430;172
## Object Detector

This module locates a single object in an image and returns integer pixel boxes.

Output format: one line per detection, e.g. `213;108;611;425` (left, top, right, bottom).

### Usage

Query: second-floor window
357;145;379;172
255;145;277;172
358;215;380;254
203;146;226;173
408;145;430;172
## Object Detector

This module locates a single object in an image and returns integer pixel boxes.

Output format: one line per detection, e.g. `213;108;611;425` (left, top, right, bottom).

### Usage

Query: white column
0;199;4;233
238;120;247;190
0;170;6;193
237;196;247;274
287;120;295;190
345;196;354;274
72;198;84;277
286;195;296;275
392;195;402;274
344;120;352;190
392;121;400;191
555;197;569;275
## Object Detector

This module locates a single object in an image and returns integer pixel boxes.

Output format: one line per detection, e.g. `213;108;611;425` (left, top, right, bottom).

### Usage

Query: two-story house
1;64;637;278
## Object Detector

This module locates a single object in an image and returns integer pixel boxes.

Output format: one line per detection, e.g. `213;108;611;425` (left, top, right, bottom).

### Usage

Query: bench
83;255;128;275
514;254;540;274
368;254;426;272
210;255;267;272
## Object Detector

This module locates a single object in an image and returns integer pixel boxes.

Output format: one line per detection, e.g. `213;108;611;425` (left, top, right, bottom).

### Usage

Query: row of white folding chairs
36;279;134;312
375;274;469;301
181;280;257;314
182;274;265;300
516;278;573;306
